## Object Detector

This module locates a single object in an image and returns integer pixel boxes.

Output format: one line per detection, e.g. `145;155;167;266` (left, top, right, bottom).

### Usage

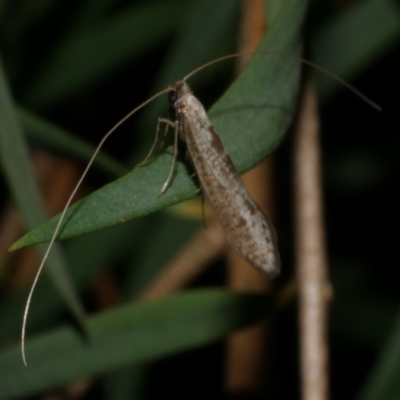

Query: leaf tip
8;235;27;252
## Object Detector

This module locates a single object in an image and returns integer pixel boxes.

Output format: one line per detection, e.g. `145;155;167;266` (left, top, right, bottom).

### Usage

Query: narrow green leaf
10;155;198;249
356;307;400;400
0;289;270;399
19;107;128;178
11;0;307;250
0;55;86;332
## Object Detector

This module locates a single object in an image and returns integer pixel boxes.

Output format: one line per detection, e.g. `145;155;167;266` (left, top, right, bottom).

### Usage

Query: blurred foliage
0;0;399;399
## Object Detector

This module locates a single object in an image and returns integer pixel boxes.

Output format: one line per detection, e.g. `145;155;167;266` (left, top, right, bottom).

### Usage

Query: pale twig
136;221;227;301
293;78;332;400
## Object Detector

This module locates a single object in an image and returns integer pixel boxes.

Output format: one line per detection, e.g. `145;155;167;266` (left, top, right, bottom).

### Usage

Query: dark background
0;0;399;399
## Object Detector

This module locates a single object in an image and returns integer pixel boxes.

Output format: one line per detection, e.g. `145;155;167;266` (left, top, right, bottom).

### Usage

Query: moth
19;51;380;365
166;80;280;277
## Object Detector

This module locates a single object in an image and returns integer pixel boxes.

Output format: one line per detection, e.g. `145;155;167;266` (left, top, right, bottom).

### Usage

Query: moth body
169;80;280;277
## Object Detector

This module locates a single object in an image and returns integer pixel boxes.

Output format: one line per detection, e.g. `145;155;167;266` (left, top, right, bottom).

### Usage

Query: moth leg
158;116;172;151
159;118;179;196
136;117;175;168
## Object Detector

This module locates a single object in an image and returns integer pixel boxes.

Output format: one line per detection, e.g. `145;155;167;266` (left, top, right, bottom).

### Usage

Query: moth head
168;90;178;105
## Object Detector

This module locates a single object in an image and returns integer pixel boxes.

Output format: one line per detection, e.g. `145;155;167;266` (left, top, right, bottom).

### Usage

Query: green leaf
0;289;270;399
11;0;307;250
356;307;400;400
0;55;87;334
19;106;128;178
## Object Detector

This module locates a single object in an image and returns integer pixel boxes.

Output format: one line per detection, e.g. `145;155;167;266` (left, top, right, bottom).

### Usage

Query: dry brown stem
137;221;227;300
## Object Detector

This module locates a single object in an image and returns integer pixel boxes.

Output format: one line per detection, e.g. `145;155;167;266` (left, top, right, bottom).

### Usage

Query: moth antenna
22;47;381;365
21;87;171;366
183;50;381;111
